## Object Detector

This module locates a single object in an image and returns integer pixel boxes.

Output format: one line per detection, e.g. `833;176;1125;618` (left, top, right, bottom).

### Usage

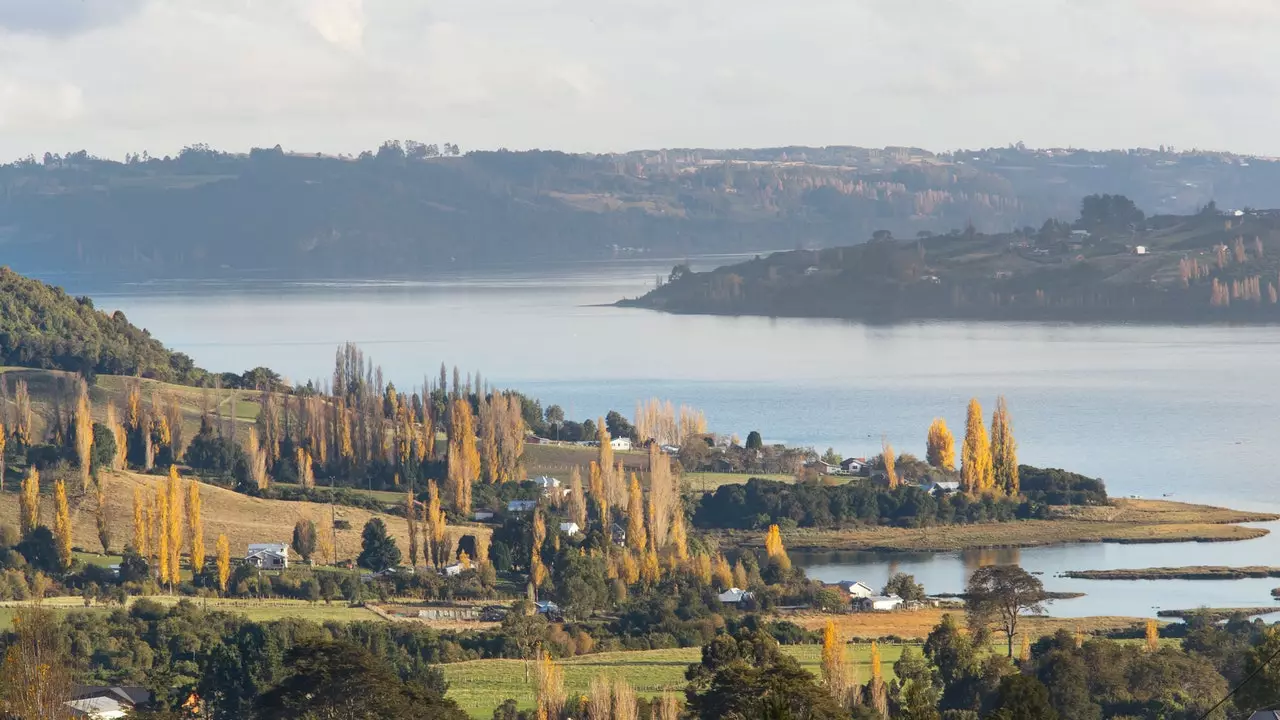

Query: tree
447;398;479;514
95;489;111;553
883;572;926;602
16;527;62;574
882;439;899;488
187;480;204;573
820;620;850;705
988;674;1058;720
531;508;547;590
292;519;317;563
926;418;955;470
358;518;401;571
405;490;420;567
1145;619;1159;652
685;629;844;720
53;479;72;571
990;397;1019;495
165;466;182;586
423;480;448;570
256;640;466;720
0;606;74;720
567;465;587;529
73;380;93;492
746;431;763;451
764;524;790;572
605;410;635;441
625;473;647;554
19;467;39;536
961;398;993;493
1079;193;1143;229
534;652;566;720
132;486;147;555
894;647;941;720
215;534;230;593
966;565;1047;657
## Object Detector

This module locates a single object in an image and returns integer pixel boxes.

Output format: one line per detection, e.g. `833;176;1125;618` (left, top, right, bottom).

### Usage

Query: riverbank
1065;566;1280;581
717;499;1276;552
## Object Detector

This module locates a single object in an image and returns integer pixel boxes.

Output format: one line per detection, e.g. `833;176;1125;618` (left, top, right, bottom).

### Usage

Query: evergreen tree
357;518;401;572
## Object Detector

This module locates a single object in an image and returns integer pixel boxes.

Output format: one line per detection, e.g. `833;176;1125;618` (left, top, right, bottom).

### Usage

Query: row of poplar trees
924;396;1019;495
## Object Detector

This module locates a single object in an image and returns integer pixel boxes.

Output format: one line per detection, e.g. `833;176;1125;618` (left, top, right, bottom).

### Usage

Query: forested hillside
3;143;1280;278
0;267;202;381
624;197;1280;323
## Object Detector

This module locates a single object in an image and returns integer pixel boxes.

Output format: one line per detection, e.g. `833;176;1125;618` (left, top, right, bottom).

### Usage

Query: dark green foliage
693;478;1030;530
884;572;927;602
256;639;466;720
0;267;205;381
357;518;401;571
684;629;844;720
745;431;763;451
552;550;609;620
1018;466;1108;505
1079;194;1144;229
184;417;250;484
966;566;1046;658
988;674;1058;720
291;520;316;563
90;422;117;471
604;410;636;441
16;526;62;573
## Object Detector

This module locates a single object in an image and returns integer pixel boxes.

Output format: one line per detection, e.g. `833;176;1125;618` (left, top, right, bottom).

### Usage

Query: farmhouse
610;437;633;451
245;543;289;570
920;480;961;494
856;594;904;612
717;587;754;604
805;460;839;475
840;457;869;475
838;580;875;599
559;522;581;536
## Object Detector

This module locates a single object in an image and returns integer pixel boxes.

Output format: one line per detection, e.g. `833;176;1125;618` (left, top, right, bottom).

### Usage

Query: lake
47;256;1280;618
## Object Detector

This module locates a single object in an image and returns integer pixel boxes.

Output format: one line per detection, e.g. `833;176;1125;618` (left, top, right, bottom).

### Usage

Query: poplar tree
926;417;956;470
1020;634;1032;662
187;480;204;573
764;523;791;571
869;641;887;718
1145;619;1159;652
882;439;899;488
625;474;647;554
597;420;615;498
95;489;111;554
132;486;147;555
496;394;525;482
534;652;566;720
53;479;71;571
990;396;1019;495
19;468;39;536
961;398;993;493
821;620;850;705
316;513;335;566
668;506;689;562
0;422;6;492
531;507;547;591
567;465;587;529
72;381;93;492
296;447;314;489
405;489;419;567
215;534;230;594
647;445;677;549
106;404;126;471
424;480;447;569
588;461;609;529
711;553;734;589
156;483;170;586
478;394;498;482
447;398;479;514
166;466;182;586
12;379;31;448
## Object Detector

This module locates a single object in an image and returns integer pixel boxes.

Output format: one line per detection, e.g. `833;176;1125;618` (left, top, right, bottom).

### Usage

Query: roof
718;587;754;603
248;543;288;554
246;548;287;559
72;686;150;706
838;580;874;591
507;500;537;511
532;475;560;487
66;696;128;718
1248;710;1280;720
559;522;581;533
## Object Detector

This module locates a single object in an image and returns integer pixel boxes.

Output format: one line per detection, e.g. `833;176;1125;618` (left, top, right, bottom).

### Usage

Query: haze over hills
4;143;1280;280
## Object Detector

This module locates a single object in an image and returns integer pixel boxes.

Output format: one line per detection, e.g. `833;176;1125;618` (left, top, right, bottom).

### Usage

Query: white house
507;500;537;513
610;437;633;451
857;594;904;612
532;475;561;489
245;543;289;570
559;522;581;536
840;458;868;475
65;696;128;719
838;580;875;599
717;587;754;604
443;562;465;577
920;481;961;494
1133;245;1148;255
472;511;495;521
805;460;839;475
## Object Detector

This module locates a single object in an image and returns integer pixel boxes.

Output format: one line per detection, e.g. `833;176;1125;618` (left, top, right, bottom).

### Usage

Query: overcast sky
0;0;1277;160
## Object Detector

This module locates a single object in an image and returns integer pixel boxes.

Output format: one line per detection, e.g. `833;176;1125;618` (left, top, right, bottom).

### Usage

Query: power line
1198;638;1280;720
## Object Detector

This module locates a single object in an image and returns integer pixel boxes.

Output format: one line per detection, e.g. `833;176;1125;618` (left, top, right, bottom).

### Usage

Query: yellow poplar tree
711;553;734;589
19;468;39;536
296;447;314;489
961;398;993;493
215;534;230;593
869;640;887;718
625;473;647;553
405;489;419;567
166;467;182;585
531;507;547;590
764;524;791;571
1020;634;1031;662
424;481;447;569
95;489;111;554
187;480;205;572
668;507;689;562
882;439;899;488
156;484;170;586
132;486;147;555
0;422;6;492
53;479;72;570
567;465;587;529
990;396;1019;495
821;620;849;703
447;398;479;514
588;461;609;529
534;652;566;720
1145;619;1159;652
106;404;127;471
73;381;94;492
926;418;956;470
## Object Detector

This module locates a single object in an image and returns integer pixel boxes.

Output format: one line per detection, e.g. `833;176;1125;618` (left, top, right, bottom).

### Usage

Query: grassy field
786;609;1152;642
0;470;490;564
721;499;1277;553
443;643;908;718
0;595;380;630
683;472;800;493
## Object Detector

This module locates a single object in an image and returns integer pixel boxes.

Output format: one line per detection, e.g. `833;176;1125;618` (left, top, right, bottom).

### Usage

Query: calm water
48;257;1280;618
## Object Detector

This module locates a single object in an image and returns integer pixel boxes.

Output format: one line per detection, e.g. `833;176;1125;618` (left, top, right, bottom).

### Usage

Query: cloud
0;0;145;37
1;0;1280;158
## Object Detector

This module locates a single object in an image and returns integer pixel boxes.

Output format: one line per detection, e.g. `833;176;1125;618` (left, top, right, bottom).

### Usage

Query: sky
0;0;1278;160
